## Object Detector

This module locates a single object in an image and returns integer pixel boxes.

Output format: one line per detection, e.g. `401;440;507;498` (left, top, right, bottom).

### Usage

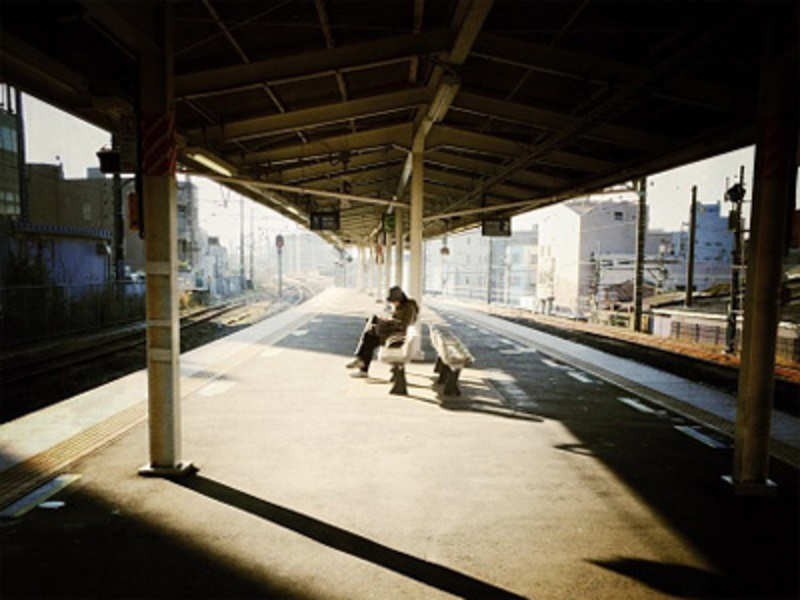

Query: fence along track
0;280;321;387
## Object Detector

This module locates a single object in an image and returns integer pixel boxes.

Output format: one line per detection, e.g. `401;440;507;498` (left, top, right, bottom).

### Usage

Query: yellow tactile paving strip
0;401;146;510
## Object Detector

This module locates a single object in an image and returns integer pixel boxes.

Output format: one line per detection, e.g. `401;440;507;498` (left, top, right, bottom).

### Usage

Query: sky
21;93;300;250
20;92;796;246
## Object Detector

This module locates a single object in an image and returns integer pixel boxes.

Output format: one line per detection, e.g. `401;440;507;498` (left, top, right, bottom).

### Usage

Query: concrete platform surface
1;288;797;599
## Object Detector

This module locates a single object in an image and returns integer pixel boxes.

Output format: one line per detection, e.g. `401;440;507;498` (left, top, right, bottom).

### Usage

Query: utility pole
487;238;494;305
239;195;245;292
276;234;284;298
13;87;29;223
685;185;697;307
632;177;647;332
248;204;254;288
725;167;746;353
112;133;125;281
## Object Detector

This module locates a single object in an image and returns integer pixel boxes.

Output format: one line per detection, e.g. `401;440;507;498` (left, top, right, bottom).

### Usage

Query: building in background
536;198;733;318
537;199;638;317
424;225;538;306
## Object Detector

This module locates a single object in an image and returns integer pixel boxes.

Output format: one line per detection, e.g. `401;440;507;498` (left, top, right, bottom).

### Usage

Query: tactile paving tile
0;402;146;510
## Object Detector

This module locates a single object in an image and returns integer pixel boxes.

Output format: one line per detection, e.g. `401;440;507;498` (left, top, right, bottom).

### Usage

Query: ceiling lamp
187;151;233;177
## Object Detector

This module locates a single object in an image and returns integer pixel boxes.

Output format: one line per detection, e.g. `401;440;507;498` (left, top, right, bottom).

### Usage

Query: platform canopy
0;0;773;246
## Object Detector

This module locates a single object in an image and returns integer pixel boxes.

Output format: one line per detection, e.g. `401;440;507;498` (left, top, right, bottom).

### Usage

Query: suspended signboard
482;217;511;237
310;210;340;231
382;212;395;232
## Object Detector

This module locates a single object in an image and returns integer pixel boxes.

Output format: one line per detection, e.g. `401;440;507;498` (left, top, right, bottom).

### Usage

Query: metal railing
1;281;146;348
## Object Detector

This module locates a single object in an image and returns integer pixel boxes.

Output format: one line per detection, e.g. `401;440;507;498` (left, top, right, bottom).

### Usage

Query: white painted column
138;3;193;477
357;245;365;291
374;242;383;300
384;236;392;292
409;135;424;303
394;209;403;287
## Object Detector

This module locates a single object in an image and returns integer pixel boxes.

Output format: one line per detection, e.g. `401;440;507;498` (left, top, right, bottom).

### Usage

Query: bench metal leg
437;364;451;385
434;357;443;373
390;365;408;395
443;368;461;396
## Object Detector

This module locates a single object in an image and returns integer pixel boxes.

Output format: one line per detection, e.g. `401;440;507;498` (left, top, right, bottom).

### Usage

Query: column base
139;461;198;479
721;475;777;496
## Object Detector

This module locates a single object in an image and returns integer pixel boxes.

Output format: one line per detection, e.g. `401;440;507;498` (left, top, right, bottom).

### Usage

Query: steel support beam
175;30;454;99
286;156;406;186
138;3;194;478
193;88;429;144
447;17;737;215
395;0;494;199
425;166;536;198
424;150;568;189
452;91;669;150
428;125;615;173
471;32;741;113
192;174;407;209
239;123;413;165
271;148;406;183
730;8;798;493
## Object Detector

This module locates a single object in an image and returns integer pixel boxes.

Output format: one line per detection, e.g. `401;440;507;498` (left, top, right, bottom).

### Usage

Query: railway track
0;281;321;418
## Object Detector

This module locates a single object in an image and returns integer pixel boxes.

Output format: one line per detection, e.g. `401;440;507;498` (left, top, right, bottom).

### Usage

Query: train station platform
1;288;798;599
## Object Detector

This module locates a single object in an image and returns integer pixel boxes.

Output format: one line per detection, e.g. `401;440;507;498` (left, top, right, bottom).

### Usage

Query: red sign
127;191;140;231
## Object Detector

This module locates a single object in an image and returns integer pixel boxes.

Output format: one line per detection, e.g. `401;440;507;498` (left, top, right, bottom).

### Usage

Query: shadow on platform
0;477;314;599
588;557;734;598
177;475;528;600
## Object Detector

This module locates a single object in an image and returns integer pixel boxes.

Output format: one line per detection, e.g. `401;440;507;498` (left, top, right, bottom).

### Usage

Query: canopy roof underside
1;0;777;246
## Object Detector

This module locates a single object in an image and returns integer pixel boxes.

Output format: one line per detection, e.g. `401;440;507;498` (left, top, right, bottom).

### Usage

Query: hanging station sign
481;217;512;237
309;210;340;231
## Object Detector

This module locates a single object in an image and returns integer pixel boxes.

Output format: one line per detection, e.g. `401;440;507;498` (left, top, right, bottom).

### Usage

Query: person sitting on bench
347;286;419;378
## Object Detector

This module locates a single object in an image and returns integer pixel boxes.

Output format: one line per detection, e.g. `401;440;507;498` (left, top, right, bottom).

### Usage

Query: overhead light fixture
187;152;233;177
428;73;460;123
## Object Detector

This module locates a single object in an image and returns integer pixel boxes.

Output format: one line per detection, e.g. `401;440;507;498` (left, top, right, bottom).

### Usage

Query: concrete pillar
409;136;424;302
138;3;193;477
394;209;404;287
729;8;798;492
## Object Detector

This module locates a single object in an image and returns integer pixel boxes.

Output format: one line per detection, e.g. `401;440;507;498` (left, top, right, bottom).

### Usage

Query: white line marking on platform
199;380;237;397
515;400;540;410
674;426;728;449
618;397;656;414
567;371;592;383
260;347;284;358
541;358;563;369
499;349;523;355
291;329;309;336
1;474;81;519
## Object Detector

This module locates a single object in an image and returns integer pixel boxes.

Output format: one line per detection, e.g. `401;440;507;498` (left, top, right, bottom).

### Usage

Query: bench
429;324;474;396
378;324;421;395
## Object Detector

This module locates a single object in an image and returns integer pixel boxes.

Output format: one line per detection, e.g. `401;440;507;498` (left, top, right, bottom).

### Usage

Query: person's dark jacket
376;298;419;340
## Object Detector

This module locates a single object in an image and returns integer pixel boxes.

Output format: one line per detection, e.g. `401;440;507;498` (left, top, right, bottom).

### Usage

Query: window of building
614;211;623;221
0;190;20;216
